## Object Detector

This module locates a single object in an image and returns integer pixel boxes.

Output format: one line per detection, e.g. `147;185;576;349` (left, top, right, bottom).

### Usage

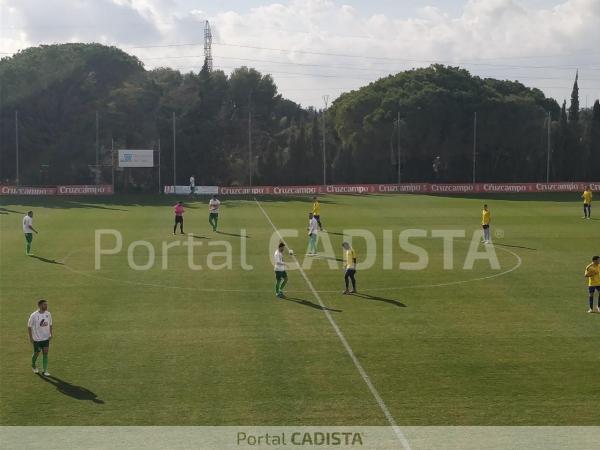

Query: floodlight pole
397;111;401;184
15;110;19;186
546;111;551;183
472;111;477;184
172;112;176;186
95;110;100;185
249;109;252;187
111;138;115;192
248;91;253;187
158;138;162;194
322;95;329;186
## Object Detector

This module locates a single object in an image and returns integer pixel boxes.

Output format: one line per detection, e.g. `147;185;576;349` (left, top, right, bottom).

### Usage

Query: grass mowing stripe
255;198;412;450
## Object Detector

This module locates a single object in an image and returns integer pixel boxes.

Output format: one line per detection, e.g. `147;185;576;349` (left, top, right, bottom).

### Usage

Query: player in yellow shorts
584;256;600;313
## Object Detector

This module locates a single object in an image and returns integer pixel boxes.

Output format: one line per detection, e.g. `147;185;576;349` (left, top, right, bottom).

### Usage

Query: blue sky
1;0;598;107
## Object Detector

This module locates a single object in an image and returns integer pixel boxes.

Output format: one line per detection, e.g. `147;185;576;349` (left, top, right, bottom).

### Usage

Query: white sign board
118;150;154;167
164;186;219;195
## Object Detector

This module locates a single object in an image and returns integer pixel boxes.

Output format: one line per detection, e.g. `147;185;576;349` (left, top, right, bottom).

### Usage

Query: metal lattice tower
204;20;213;72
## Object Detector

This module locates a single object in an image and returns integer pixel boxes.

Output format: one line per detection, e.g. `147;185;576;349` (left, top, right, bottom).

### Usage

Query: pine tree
285;121;306;184
561;100;568;125
332;145;354;183
257;140;279;185
568;70;579;123
309;115;321;184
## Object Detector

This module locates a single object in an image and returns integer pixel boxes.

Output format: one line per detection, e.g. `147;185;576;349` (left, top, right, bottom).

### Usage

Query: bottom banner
215;182;600;196
57;185;113;195
1;426;598;450
0;185;113;195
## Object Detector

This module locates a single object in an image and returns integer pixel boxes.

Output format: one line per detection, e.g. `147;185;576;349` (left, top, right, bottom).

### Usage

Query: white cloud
1;0;599;106
206;0;600;105
1;0;162;46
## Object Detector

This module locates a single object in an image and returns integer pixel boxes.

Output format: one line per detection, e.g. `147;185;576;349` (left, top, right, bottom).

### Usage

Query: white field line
59;244;521;295
345;245;523;292
255;198;411;450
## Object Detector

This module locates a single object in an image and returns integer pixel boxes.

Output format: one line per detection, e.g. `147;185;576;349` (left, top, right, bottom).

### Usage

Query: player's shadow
0;207;24;214
351;293;406;308
188;234;208;239
430;193;575;202
283;296;342;313
316;255;344;262
256;196;338;205
65;202;128;211
37;374;104;404
216;231;251;238
29;255;64;265
494;243;537;251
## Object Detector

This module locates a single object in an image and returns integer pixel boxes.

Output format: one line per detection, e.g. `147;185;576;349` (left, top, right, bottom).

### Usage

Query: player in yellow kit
584;256;600;313
581;186;592;219
312;196;323;231
342;241;357;294
481;204;491;244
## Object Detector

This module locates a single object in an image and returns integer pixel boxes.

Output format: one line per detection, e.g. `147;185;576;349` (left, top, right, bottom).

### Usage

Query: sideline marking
255;198;412;450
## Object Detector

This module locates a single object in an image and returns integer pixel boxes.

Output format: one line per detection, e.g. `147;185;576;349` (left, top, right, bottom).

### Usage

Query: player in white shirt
22;211;39;256
307;213;319;255
189;175;195;195
28;299;53;376
209;195;221;231
273;242;288;298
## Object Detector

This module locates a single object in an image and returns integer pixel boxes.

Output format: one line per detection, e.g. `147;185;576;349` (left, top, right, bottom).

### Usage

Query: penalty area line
254;198;411;450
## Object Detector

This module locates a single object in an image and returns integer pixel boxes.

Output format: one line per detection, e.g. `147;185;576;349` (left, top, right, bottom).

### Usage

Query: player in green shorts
28;299;53;376
273;242;288;298
22;211;39;255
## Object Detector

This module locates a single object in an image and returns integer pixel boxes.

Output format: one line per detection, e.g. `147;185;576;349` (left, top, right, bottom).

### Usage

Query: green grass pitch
0;193;598;425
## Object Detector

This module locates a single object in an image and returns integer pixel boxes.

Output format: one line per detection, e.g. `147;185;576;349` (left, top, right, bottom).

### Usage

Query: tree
568;71;579;123
0;45;304;186
332;144;355;183
284;121;309;184
329;65;559;182
257;139;280;185
2;45;591;186
306;114;321;184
